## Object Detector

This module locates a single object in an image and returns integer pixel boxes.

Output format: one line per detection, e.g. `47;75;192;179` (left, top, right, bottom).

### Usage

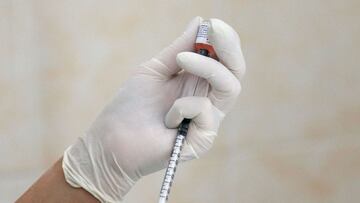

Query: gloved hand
62;16;246;202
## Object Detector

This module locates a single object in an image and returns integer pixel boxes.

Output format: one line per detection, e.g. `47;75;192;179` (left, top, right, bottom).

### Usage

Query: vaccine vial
195;20;218;59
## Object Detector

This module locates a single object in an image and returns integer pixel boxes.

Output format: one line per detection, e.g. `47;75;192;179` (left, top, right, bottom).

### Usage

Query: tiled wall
1;0;359;202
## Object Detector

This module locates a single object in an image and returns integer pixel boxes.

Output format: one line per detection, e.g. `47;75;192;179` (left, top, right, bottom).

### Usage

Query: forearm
16;158;99;203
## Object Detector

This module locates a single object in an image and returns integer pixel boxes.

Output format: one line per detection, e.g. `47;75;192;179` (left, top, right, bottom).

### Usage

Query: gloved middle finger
176;52;241;113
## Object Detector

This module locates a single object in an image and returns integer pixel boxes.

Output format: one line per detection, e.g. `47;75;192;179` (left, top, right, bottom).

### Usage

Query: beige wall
1;0;359;202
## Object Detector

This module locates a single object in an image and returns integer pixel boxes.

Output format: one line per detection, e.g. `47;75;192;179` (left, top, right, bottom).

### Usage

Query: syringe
158;20;216;203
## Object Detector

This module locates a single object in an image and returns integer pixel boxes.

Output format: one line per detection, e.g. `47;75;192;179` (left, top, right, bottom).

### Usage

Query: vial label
196;21;210;45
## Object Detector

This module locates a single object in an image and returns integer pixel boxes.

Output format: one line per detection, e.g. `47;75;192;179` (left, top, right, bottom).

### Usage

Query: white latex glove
63;16;246;202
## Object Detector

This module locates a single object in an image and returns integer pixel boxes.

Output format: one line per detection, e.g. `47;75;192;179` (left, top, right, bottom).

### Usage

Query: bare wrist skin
16;158;99;203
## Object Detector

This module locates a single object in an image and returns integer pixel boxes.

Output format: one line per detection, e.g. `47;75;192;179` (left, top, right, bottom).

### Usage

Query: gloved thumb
141;16;202;79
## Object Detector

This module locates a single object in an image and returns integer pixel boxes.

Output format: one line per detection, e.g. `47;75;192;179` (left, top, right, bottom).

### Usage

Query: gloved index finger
208;19;246;80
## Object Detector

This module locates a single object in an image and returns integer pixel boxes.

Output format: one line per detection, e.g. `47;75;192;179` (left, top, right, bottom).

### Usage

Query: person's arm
16;17;245;203
15;158;99;203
